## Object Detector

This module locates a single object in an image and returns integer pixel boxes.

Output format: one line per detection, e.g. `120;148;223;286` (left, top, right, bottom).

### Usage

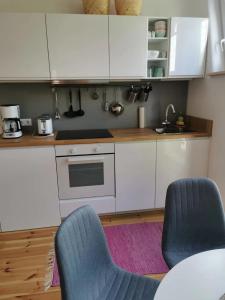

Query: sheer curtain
207;0;225;74
221;0;225;36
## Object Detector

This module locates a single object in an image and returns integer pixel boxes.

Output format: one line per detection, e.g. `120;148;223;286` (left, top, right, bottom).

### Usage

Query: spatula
64;89;77;118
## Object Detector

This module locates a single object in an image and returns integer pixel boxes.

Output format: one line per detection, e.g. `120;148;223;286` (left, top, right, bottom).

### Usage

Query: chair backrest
162;178;225;255
55;205;113;300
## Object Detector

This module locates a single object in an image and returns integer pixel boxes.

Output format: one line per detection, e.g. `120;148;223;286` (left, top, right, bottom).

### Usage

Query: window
221;0;225;36
207;0;225;74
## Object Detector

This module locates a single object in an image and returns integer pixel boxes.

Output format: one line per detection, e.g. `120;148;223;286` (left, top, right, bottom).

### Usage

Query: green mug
153;67;164;78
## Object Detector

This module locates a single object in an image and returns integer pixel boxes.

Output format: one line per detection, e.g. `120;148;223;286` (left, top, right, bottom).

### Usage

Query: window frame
207;0;225;76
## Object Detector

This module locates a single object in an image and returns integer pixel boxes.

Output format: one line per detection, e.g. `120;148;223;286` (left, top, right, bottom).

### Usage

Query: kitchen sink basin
155;127;196;134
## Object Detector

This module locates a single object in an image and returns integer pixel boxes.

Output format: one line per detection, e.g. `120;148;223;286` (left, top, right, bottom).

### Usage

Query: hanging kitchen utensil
92;88;99;100
76;89;85;117
110;88;124;116
139;83;152;102
64;89;77;118
127;84;139;103
110;102;124;116
52;88;61;120
102;88;109;112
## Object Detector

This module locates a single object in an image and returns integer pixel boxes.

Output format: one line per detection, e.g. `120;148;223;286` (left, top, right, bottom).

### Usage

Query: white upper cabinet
0;13;50;80
46;14;109;80
109;16;148;79
115;141;156;212
169;17;208;78
0;14;210;81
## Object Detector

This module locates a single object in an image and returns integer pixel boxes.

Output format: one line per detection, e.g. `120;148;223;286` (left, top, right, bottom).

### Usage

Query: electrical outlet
21;118;32;127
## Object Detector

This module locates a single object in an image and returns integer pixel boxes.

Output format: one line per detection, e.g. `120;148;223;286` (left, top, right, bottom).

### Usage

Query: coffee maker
0;105;22;139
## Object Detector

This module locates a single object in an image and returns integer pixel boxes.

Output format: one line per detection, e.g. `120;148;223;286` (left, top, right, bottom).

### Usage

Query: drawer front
60;196;116;218
55;143;115;156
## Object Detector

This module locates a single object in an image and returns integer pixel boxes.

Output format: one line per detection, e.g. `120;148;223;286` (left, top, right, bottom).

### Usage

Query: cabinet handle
67;156;105;164
220;38;225;52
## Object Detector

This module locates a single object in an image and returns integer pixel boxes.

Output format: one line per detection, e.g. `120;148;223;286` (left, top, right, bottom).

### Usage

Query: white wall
0;0;207;17
187;0;225;203
187;75;225;203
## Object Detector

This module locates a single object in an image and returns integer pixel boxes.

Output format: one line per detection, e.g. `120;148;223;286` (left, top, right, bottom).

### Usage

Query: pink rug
51;222;168;287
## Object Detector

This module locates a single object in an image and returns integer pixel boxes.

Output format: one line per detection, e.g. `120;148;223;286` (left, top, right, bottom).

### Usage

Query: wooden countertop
0;127;211;148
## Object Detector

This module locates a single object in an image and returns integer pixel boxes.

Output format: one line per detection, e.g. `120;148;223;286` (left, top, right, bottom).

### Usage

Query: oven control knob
70;148;77;155
93;146;101;153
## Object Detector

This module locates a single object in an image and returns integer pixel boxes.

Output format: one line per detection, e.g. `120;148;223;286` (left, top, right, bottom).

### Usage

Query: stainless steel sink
155;127;196;135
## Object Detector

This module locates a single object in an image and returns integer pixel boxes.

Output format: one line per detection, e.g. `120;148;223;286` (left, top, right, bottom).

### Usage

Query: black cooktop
56;129;113;140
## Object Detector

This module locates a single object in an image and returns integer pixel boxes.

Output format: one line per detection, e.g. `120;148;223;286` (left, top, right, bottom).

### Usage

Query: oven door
56;154;115;200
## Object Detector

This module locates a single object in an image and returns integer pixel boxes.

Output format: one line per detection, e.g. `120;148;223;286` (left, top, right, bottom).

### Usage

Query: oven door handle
67;156;105;164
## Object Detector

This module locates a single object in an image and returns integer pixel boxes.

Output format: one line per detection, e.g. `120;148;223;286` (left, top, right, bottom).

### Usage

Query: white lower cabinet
156;138;210;208
115;141;156;212
0;138;211;231
60;197;116;218
0;147;60;231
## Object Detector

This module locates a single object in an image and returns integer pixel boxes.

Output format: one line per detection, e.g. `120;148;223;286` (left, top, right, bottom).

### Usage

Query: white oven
55;143;115;200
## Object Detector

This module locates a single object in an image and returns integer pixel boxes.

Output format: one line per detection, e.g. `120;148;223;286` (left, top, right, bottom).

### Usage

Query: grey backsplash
0;82;188;131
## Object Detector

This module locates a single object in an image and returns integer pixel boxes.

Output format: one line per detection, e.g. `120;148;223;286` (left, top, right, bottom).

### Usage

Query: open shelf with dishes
148;37;168;43
148;58;168;61
147;17;170;79
147;59;168;79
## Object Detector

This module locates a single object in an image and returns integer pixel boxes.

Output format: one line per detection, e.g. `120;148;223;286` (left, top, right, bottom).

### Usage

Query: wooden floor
0;210;165;299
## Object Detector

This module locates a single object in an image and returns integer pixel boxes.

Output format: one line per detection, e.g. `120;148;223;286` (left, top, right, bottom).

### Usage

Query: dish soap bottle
176;113;185;131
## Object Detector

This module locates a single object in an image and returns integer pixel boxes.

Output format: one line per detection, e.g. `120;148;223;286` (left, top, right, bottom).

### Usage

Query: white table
154;249;225;300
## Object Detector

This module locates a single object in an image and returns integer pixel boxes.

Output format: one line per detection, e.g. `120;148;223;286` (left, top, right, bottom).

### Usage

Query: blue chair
162;178;225;269
55;205;160;300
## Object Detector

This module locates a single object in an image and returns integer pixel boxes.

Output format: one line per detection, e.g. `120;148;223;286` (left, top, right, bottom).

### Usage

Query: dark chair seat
162;178;225;269
55;205;159;300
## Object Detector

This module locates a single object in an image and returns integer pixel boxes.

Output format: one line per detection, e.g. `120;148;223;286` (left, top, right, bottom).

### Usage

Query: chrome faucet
163;104;176;126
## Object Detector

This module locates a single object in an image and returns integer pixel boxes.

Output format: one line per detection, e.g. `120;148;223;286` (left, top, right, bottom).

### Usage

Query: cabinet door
169;17;208;77
0;13;50;80
156;139;209;208
109;16;148;79
46;14;109;79
0;147;60;231
115;142;156;212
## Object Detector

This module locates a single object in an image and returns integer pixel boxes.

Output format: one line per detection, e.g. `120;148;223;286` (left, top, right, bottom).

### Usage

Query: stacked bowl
155;20;167;37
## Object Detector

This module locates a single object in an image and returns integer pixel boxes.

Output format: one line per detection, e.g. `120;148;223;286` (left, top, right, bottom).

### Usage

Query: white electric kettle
37;115;53;136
